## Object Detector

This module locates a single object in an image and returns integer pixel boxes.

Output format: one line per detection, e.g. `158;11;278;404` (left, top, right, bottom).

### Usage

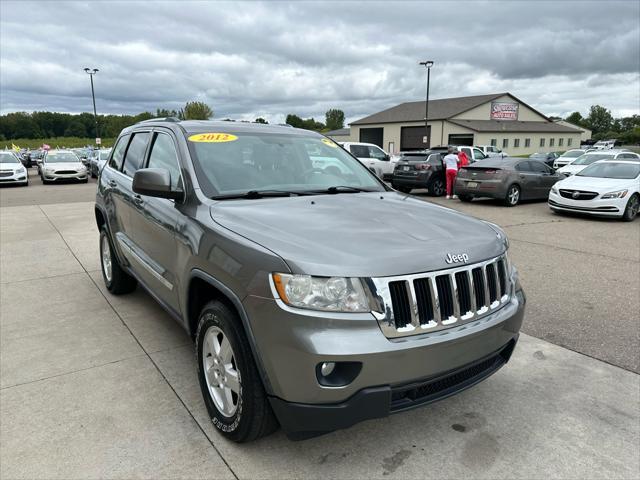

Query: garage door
401;126;430;150
359;128;384;148
448;134;474;146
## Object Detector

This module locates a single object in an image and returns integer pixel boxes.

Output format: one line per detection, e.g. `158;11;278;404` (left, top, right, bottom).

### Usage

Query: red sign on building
490;102;519;120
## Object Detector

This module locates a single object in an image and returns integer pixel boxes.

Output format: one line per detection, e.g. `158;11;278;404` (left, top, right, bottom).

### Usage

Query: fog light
320;362;335;377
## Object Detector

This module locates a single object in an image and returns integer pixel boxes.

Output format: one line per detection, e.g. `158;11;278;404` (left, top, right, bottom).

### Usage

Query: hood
0;164;23;171
556;175;634;192
210;192;505;277
44;162;83;170
557;164;586;175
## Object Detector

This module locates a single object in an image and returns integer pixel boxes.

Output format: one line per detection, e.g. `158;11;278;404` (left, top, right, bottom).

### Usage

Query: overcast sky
1;1;639;124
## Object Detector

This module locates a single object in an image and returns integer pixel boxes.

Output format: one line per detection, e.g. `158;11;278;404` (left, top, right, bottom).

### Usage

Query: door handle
108;180;117;187
133;194;144;205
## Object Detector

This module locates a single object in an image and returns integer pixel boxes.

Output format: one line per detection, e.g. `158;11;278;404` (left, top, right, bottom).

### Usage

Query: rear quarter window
122;132;151;177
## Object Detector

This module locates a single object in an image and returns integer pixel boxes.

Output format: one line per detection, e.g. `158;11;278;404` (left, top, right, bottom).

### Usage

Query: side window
147;133;182;190
109;134;130;170
490;139;497;147
502;139;509;148
529;161;548;173
516;161;532;172
122;132;150;177
368;146;388;160
473;148;487;159
350;145;370;158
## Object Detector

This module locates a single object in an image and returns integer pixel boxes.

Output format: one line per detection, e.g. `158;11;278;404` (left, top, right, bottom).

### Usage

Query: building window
550;138;555;147
558;138;564;147
514;139;520;148
567;138;572;147
490;139;497;146
540;138;545;147
502;139;509;148
525;138;531;147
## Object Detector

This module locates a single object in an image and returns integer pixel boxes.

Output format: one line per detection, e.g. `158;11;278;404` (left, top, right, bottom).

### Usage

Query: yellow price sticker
321;138;338;148
188;133;238;143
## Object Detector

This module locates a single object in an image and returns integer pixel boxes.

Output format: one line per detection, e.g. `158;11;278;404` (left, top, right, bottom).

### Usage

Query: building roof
351;93;510;125
324;128;350;136
554;119;592;133
448;119;582;133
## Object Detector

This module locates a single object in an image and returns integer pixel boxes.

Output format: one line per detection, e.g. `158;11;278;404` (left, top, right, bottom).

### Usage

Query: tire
428;178;445;197
82;178;89;183
622;194;639;222
504;184;521;207
196;301;278;442
99;228;137;294
458;194;473;202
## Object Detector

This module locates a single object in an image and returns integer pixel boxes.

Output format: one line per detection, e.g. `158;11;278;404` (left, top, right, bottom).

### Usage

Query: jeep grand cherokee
95;118;525;442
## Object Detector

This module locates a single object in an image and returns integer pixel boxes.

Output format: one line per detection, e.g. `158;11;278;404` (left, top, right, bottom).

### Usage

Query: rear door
531;160;561;197
128;129;184;312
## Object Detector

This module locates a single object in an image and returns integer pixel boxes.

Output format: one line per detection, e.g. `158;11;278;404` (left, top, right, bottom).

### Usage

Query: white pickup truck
476;145;509;158
340;142;395;179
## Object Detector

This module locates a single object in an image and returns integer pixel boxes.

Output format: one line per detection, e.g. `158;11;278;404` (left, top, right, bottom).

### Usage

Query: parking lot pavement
1;188;639;479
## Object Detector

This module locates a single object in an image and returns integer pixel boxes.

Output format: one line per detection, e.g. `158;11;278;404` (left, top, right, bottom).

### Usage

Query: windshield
577;162;640;179
45;152;80;163
572;153;614;165
560;150;584;158
187;132;385;198
0;153;20;164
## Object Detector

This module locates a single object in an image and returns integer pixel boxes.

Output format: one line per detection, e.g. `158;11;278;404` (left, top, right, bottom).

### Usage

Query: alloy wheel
628;196;639;219
202;326;241;417
508;186;520;205
101;235;112;283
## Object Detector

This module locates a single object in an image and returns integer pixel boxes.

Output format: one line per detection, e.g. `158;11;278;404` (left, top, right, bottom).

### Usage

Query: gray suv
95;119;525;442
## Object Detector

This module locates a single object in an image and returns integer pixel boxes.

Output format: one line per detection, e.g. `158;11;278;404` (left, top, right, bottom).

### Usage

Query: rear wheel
196;301;278;442
100;228;137;294
428;178;445;196
504;184;520;207
622;194;639;221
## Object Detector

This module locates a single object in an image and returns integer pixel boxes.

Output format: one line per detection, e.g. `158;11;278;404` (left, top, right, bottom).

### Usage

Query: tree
285;114;304;128
254;117;268;124
182;101;213;120
565;112;584;127
325;109;345;130
64;121;87;137
585;105;613;135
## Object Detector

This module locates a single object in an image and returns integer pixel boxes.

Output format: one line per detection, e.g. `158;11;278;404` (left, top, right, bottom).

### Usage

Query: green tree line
565;105;639;144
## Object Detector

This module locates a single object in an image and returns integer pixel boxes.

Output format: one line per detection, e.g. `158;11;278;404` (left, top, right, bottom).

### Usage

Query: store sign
490;102;519;120
95;138;102;145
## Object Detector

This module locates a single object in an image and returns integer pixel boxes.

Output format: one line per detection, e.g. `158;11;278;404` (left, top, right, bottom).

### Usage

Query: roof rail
137;117;181;124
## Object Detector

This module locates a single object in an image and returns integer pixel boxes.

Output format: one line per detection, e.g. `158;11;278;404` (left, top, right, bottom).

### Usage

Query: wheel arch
187;269;274;394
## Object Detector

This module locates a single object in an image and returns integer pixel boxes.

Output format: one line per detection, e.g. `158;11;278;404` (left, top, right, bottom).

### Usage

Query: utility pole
84;68;100;144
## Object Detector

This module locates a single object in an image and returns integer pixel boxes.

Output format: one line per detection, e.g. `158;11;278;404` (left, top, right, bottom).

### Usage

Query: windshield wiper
320;186;375;194
212;189;313;200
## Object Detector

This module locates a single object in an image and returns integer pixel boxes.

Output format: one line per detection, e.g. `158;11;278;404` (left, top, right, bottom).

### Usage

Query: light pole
419;60;434;148
84;68;99;142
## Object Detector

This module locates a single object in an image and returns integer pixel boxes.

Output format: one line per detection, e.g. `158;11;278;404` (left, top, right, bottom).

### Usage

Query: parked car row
0;151;29;186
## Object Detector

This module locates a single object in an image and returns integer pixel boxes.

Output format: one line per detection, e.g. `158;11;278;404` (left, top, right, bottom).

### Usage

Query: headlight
601;189;628;199
44;167;55;173
272;273;369;312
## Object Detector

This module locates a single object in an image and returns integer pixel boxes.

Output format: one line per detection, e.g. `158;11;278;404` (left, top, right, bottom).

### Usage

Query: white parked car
0;151;29;186
592;140;617;150
557;150;640;176
40;150;89;184
340;142;395;179
553;149;586;169
476;145;508;158
549;160;640;221
457;146;489;163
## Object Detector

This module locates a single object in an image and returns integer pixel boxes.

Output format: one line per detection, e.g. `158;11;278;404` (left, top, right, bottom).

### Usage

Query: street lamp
84;68;100;142
419;60;434;147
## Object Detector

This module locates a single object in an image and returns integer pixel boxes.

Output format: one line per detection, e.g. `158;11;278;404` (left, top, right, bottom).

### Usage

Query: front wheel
196;301;278;442
504;184;520;207
99;228;137;294
428;178;445;196
622;194;639;221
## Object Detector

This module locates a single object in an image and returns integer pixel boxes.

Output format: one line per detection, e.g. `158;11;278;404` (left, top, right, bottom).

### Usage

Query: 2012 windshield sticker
322;138;337;148
188;133;238;143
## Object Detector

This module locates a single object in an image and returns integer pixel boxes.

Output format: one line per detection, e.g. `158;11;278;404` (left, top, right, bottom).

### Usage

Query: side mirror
132;168;182;200
383;154;390;161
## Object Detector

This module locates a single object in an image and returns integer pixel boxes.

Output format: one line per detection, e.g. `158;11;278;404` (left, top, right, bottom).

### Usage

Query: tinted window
473;148;487;159
529;161;549;173
147;133;182;189
516;161;532;172
109;134;130;170
349;145;370;157
122;132;150;177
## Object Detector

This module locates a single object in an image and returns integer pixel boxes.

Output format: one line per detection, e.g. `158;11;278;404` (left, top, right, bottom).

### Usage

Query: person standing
443;147;459;199
457;148;469;167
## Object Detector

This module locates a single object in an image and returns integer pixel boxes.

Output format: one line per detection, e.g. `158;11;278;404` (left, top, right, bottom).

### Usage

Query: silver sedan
40;150;89;184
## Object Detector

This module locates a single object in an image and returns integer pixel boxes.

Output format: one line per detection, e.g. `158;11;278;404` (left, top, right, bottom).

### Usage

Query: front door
515;161;541;199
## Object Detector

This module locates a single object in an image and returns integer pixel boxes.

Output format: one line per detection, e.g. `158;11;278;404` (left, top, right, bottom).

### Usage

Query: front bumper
0;171;28;184
548;191;624;217
43;171;88;181
243;280;525;438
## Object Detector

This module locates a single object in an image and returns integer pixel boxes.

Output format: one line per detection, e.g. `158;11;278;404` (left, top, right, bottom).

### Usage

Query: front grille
54;170;77;175
559;189;598;200
0;171;13;177
372;255;510;338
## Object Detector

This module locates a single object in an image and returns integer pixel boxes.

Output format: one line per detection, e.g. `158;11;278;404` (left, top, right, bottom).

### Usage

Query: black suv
391;150;446;195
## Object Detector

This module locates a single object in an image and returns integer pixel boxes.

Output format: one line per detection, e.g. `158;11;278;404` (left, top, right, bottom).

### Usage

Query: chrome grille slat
371;254;511;339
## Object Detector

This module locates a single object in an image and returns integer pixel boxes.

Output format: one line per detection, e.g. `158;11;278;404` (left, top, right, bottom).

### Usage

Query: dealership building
329;93;586;155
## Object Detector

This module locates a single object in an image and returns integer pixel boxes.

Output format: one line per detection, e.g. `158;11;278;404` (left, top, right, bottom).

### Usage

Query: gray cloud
1;0;638;123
